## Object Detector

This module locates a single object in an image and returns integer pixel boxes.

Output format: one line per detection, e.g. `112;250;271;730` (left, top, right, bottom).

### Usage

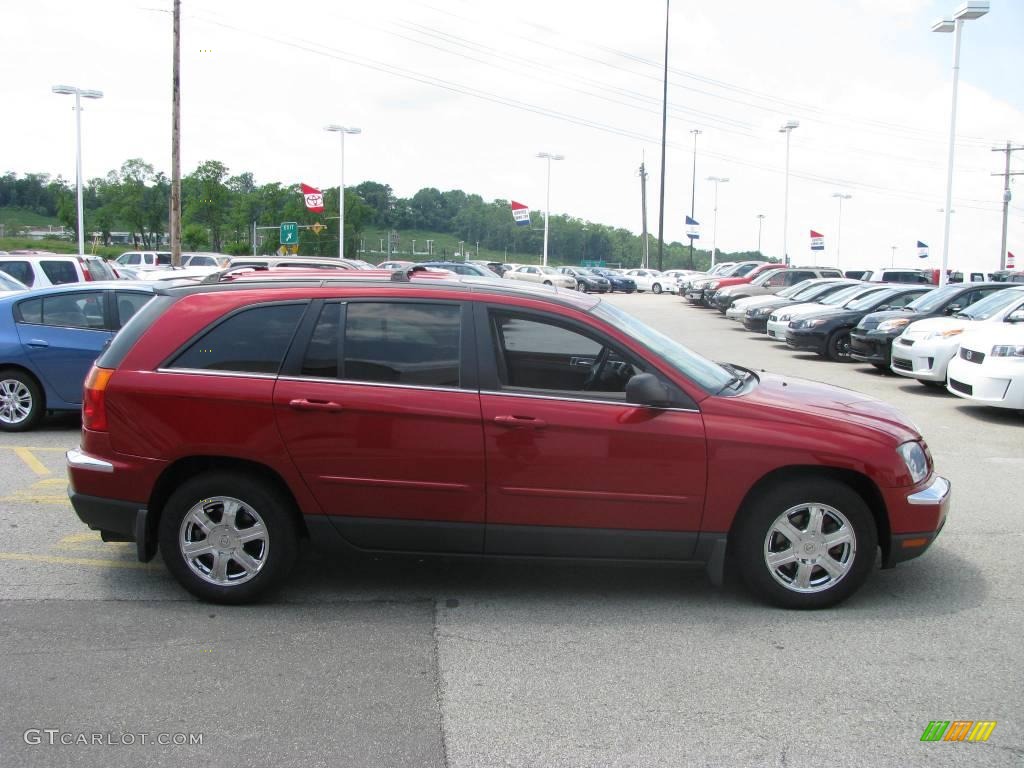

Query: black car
557;266;611;293
785;286;932;361
591;269;636;293
850;282;1013;369
743;280;857;333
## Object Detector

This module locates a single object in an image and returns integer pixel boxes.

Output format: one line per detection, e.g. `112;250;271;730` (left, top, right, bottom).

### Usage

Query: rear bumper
69;491;141;540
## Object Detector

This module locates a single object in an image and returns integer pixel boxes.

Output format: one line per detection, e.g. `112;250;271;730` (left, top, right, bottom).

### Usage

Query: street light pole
756;214;766;255
52;85;103;257
891;245;898;267
932;2;989;286
832;192;852;268
779;120;799;265
325;125;361;258
536;152;564;267
706;176;729;269
688;128;702;268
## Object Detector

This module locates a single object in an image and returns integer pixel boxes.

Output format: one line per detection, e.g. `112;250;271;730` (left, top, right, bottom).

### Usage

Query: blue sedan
0;282;155;431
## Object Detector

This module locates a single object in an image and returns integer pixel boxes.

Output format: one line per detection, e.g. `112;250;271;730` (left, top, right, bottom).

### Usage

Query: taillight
83;366;114;431
79;257;94;281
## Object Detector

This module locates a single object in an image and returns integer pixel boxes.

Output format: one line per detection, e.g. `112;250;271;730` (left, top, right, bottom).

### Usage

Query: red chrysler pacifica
66;270;950;608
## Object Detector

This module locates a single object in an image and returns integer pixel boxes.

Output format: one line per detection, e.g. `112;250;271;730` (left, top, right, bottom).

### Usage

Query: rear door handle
27;339;49;348
493;415;546;429
288;398;344;413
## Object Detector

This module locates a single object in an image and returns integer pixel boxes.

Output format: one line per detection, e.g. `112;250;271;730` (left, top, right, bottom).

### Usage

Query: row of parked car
681;265;1024;412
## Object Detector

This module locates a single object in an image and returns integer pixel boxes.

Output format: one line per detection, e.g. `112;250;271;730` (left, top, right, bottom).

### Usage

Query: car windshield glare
904;284;962;313
779;280;816;298
540;266;560;275
959;288;1024;320
822;285;867;305
846;288;897;311
750;270;781;286
592;301;733;392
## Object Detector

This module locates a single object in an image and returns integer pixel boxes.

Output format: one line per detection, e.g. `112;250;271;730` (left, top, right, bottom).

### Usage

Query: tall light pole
706;176;729;269
932;1;989;286
536;152;564;266
779;120;799;265
325;125;361;258
688;128;702;268
52;85;103;257
832;192;852;268
756;214;766;255
891;244;898;267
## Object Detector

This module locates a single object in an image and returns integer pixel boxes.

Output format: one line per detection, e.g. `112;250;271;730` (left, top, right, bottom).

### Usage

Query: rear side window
156;254;172;266
785;271;816;285
301;302;341;378
343;302;461;387
16;292;105;329
86;259;114;280
114;292;153;327
170;303;306;374
0;261;35;286
40;260;79;285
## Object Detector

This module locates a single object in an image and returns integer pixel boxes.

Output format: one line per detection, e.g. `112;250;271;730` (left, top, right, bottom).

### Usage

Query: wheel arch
0;363;47;405
725;464;890;566
147;456;309;546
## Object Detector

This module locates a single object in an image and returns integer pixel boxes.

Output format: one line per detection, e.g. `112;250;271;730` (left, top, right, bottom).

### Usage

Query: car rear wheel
652;283;663;294
0;369;44;432
543;280;552;286
159;471;298;604
734;479;876;609
826;330;853;362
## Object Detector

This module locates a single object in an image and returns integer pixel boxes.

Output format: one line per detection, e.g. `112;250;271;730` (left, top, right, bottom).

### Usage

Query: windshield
592;301;733;392
731;263;760;277
776;279;816;298
846;287;899;311
0;271;26;290
902;284;962;313
822;284;876;306
540;266;560;275
749;269;783;286
573;267;594;276
960;287;1024;319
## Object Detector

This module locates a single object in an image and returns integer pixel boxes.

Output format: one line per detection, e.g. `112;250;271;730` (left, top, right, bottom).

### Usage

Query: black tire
825;330;853;362
159;471;298;604
0;368;44;432
871;363;890;373
652;283;663;294
734;479;877;609
543;280;553;286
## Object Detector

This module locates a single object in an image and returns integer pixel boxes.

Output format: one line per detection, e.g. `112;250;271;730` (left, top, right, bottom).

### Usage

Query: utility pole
756;214;766;255
170;0;182;266
992;141;1023;270
638;158;649;269
655;0;670;273
688;128;702;269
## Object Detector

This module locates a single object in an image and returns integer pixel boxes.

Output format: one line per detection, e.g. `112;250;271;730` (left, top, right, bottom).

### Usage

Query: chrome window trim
277;375;474;395
479;388;700;413
157;367;278;380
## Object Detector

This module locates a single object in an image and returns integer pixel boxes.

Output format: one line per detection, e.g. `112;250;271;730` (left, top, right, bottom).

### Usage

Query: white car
946;322;1024;409
0;251;119;287
725;278;828;322
890;286;1024;386
765;284;889;340
623;269;673;294
116;251;173;268
503;265;577;289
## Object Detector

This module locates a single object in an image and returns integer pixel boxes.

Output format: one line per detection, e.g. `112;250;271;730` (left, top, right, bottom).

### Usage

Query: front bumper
947;355;1024;409
882;475;951;567
889;337;958;381
785;327;828;354
849;330;896;365
765;318;791;339
743;315;770;333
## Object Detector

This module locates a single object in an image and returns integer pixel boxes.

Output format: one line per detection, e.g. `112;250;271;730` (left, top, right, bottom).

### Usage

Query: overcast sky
2;0;1021;272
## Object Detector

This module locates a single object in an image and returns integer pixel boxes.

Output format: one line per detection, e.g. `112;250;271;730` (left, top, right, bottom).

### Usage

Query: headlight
926;328;963;340
991;344;1024;358
708;280;720;290
877;318;911;332
898;441;928;484
750;308;771;318
793;318;829;329
777;313;791;322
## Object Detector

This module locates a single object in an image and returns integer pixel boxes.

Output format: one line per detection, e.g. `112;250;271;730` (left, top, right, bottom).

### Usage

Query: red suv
66;271;951;608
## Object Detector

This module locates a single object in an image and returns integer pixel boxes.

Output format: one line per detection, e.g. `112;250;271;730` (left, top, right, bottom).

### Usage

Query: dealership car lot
0;292;1020;767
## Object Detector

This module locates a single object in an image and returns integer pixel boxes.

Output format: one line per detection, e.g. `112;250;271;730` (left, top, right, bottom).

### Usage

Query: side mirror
1007;310;1024;324
626;373;671;407
946;304;963;314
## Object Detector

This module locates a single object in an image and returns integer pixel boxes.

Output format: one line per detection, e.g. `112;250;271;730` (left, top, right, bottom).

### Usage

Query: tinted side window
32;292;106;329
888;291;924;308
1;261;35;286
170;303;305;374
343;302;461;387
156;254;172;266
301;302;341;378
15;297;42;323
785;271;816;285
114;292;153;327
86;259;113;280
40;260;79;285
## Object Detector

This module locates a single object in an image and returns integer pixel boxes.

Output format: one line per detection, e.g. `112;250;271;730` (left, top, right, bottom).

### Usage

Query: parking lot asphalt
0;292;1020;767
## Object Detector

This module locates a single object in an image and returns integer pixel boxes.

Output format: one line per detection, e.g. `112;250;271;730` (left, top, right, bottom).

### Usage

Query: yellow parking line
0;552;157;570
13;447;51;476
0;494;69;504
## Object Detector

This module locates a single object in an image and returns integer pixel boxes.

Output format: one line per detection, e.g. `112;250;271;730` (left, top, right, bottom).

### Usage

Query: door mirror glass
1007;309;1024;323
946;304;963;314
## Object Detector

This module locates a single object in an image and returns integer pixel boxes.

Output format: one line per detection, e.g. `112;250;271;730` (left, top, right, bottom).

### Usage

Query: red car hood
720;372;921;445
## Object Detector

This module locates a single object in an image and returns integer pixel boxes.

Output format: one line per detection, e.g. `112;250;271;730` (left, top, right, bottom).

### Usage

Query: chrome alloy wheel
178;496;269;587
0;378;32;425
763;502;856;593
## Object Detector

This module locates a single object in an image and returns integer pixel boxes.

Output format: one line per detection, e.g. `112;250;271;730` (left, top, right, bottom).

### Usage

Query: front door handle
27;339;50;348
288;398;344;413
493;415;546;429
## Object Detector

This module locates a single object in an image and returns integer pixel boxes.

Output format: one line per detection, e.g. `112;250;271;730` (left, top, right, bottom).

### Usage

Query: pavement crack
432;600;451;768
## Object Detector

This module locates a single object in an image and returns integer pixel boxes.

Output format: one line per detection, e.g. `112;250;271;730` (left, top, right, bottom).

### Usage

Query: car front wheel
826;330;853;361
159;471;298;604
652;283;662;294
734;479;876;609
0;369;44;432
